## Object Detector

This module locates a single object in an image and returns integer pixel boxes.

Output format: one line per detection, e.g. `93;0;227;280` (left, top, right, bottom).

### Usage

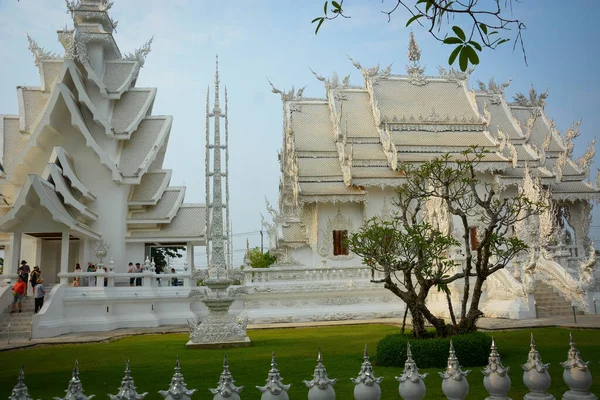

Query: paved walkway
1;314;599;352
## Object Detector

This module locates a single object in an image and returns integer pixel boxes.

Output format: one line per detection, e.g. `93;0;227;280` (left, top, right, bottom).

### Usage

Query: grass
0;325;598;399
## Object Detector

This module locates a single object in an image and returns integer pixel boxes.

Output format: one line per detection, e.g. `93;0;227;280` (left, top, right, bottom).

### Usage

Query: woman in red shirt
11;276;26;313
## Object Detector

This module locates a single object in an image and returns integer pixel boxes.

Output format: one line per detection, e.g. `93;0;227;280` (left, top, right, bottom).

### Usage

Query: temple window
470;226;479;250
333;230;349;256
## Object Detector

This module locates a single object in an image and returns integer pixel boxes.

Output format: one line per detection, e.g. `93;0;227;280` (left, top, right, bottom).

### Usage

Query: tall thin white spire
205;86;211;269
225;86;231;270
206;54;227;282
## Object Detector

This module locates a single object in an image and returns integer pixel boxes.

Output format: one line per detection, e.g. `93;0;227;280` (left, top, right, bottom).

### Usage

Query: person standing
170;267;178;287
87;262;96;286
34;278;46;313
134;262;143;287
30;266;40;295
11;276;26;313
73;264;81;287
127;262;135;287
19;261;30;297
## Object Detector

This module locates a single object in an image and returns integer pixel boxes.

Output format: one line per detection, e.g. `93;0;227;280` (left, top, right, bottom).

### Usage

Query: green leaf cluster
248;247;277;269
150;246;185;270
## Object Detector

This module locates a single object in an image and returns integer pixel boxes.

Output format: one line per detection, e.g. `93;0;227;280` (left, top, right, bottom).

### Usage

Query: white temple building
0;0;205;281
253;34;599;322
0;1;598;338
0;0;211;337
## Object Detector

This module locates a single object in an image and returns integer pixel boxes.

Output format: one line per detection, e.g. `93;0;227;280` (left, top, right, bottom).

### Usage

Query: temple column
60;231;70;284
8;232;22;279
35;238;42;268
187;242;194;273
79;238;91;269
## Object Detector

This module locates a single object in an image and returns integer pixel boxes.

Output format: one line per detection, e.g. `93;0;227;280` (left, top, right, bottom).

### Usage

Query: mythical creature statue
579;244;597;291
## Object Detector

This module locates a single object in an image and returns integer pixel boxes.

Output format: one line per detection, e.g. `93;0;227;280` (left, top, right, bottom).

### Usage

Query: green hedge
376;331;492;368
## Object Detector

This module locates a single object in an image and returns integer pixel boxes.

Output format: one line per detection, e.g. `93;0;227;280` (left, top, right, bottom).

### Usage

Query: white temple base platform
28;284;216;339
185;337;251;349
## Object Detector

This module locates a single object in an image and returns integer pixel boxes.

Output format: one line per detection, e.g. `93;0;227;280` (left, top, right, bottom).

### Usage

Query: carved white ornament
319;208;354;260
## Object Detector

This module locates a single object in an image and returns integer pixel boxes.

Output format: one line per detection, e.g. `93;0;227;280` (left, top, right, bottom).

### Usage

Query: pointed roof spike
569;332;575;347
270;351;277;369
159;356;197;400
213;55;221;113
363;343;369;360
224;353;230;369
317;347;323;363
406;342;413;361
17;364;26;385
449;339;455;354
408;31;421;64
122;358;134;382
73;359;80;379
530;333;536;349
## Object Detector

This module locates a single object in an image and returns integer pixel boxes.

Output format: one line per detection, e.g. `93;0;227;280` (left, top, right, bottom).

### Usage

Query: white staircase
0;295;34;341
0;284;54;341
534;281;584;318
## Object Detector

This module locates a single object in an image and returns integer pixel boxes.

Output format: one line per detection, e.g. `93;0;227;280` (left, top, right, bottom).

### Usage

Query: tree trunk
405;301;427;338
401;307;409;334
446;291;457;325
458;276;485;333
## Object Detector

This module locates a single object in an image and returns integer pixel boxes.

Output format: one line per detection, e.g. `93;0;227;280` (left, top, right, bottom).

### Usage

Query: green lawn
1;325;598;399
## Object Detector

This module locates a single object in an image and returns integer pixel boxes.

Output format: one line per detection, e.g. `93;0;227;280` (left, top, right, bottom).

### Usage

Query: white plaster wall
124;243;146;271
20;234;38;269
363;186;397;220
38;239;79;284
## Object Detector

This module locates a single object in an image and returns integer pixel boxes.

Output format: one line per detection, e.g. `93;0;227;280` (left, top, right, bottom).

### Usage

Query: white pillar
60;231;70;284
35;238;42;268
8;232;22;278
187;242;194;273
79;238;91;268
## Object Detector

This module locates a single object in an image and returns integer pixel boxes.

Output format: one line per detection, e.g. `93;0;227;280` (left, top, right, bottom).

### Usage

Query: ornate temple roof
272;35;599;210
0;0;204;245
128;170;171;205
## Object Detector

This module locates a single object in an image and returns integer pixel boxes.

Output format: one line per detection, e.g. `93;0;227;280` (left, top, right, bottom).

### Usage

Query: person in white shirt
34;278;46;313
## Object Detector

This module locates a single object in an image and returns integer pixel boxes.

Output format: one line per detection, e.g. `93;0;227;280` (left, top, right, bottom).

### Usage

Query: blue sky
0;0;598;266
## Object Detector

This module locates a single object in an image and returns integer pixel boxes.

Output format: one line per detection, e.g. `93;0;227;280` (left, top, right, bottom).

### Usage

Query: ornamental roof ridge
268;78;307;101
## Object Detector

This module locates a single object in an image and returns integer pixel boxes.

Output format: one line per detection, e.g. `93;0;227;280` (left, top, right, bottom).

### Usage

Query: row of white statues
8;334;596;400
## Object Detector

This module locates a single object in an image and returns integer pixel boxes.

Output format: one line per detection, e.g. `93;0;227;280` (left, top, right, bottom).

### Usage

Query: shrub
376;331;491;368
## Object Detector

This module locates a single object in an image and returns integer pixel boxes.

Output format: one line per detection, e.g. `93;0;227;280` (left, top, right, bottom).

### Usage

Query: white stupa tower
186;57;249;348
204;55;231;282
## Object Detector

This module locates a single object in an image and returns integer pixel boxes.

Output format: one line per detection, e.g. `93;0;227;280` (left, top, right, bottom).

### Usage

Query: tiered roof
0;0;204;244
272;34;599;248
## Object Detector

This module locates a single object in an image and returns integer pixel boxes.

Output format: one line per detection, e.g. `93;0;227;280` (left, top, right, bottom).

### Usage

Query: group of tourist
72;262;109;287
69;261;180;287
11;260;46;314
127;262;179;287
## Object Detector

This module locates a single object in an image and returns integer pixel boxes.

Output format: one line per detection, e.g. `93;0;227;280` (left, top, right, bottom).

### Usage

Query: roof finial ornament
408;31;421;64
123;37;153;68
10;365;33;400
26;34;60;67
406;32;427;86
214;55;221;114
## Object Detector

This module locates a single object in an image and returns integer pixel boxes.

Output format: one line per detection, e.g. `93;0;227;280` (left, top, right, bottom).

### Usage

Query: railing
535;257;589;312
5;336;596;400
57;271;193;288
546;244;580;259
242;265;386;285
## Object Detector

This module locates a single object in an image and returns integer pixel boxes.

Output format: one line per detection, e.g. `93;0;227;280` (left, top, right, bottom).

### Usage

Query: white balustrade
7;337;597;400
57;271;192;288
